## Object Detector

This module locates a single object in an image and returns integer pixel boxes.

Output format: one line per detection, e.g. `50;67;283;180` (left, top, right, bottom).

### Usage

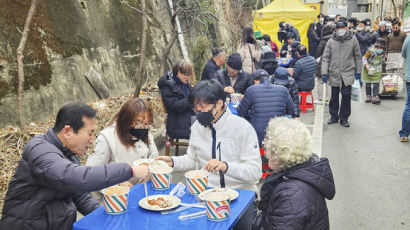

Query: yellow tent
253;0;316;50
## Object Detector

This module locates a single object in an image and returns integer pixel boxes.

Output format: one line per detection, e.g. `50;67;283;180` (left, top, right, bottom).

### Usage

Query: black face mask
394;31;400;36
196;110;214;127
129;128;148;141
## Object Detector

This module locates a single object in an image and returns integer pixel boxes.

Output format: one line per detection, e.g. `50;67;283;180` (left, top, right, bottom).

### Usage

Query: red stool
298;91;314;113
260;148;272;179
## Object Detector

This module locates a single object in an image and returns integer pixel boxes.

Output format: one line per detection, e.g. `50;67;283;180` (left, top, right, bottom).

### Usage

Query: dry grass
0;83;164;214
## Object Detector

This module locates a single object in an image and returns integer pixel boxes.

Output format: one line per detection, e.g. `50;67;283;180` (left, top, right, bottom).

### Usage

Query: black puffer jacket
254;155;335;230
213;69;253;95
315;26;333;78
158;72;193;139
0;129;132;230
356;30;371;56
307;29;320;57
292;55;317;91
272;68;300;118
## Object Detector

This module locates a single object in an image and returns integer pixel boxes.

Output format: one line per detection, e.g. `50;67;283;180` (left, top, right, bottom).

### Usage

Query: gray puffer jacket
321;31;362;87
0;128;133;230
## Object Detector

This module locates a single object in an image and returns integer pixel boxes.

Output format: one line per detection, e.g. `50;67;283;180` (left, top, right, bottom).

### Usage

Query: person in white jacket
158;79;261;230
86;98;158;200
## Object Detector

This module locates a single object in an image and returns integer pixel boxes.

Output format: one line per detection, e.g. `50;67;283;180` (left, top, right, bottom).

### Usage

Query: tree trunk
133;0;148;98
17;0;38;128
159;17;178;76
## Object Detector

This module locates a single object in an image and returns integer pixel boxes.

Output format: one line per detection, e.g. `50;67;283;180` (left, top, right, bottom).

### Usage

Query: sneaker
365;96;372;103
340;120;350;127
328;117;338;125
400;136;409;142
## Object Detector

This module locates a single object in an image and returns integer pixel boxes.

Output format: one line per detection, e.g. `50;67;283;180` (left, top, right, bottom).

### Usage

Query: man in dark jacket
0;102;150;230
272;67;300;118
213;53;253;95
292;45;317;92
237;69;294;145
356;20;372;56
158;60;194;139
201;48;226;81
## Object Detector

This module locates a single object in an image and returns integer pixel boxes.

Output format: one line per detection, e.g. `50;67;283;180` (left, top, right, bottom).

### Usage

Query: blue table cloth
73;182;255;230
228;101;238;116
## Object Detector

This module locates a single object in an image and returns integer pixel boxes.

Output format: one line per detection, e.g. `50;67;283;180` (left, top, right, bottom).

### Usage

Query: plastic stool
298;91;314;113
260;148;272;179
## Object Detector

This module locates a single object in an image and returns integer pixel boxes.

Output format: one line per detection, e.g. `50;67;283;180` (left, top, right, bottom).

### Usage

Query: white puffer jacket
172;109;262;192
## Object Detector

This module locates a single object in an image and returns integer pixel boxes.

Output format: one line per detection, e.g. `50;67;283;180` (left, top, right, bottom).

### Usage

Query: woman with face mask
361;38;386;104
86;98;158;201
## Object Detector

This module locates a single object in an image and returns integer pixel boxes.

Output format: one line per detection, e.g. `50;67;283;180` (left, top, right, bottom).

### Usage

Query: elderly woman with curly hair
253;117;336;230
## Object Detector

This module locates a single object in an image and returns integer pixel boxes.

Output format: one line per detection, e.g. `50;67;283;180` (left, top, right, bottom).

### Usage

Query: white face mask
357;27;364;31
337;29;347;37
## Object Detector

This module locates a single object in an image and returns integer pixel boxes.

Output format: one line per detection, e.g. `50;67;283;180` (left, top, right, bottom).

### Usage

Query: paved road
322;93;410;230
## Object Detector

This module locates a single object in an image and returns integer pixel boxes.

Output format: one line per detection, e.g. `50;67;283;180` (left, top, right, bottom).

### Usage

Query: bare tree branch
133;0;148;98
17;0;38;128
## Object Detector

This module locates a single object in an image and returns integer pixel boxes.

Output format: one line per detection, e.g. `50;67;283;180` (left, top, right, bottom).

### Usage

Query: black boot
328;117;338;125
340;120;350;127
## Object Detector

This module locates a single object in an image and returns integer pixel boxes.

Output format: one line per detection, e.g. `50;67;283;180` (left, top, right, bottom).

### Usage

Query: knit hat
374;38;386;49
227;53;243;70
279;21;287;29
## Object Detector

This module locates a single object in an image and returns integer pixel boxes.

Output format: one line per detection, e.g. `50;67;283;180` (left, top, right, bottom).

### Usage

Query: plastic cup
150;166;173;190
230;93;242;106
101;185;130;215
185;170;208;195
203;192;231;221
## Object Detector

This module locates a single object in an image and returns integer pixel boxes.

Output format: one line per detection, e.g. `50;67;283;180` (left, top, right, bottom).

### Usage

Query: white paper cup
150;166;173;190
101;185;130;214
230;93;242;105
203;192;231;221
185;170;209;195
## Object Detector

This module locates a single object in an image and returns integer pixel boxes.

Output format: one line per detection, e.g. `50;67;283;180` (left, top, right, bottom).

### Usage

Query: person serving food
157;79;261;230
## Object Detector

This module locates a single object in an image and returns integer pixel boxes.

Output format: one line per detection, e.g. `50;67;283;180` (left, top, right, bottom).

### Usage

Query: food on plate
147;197;172;208
139;162;149;166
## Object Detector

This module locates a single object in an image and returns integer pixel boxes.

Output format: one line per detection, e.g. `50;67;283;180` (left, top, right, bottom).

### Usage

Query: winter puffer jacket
315;25;333;78
237;43;261;73
272;68;300;118
213;69;253;95
356;30;372;56
307;29;320;57
237;78;295;144
253;155;336;230
158;72;193;139
321;31;362;87
0;129;132;230
292;55;317;91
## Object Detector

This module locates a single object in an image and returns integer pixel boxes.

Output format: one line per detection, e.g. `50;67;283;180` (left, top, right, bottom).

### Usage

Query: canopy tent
253;0;316;50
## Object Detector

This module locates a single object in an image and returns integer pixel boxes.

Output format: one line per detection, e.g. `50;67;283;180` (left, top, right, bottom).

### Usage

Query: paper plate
132;159;168;168
198;188;239;201
139;195;181;211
